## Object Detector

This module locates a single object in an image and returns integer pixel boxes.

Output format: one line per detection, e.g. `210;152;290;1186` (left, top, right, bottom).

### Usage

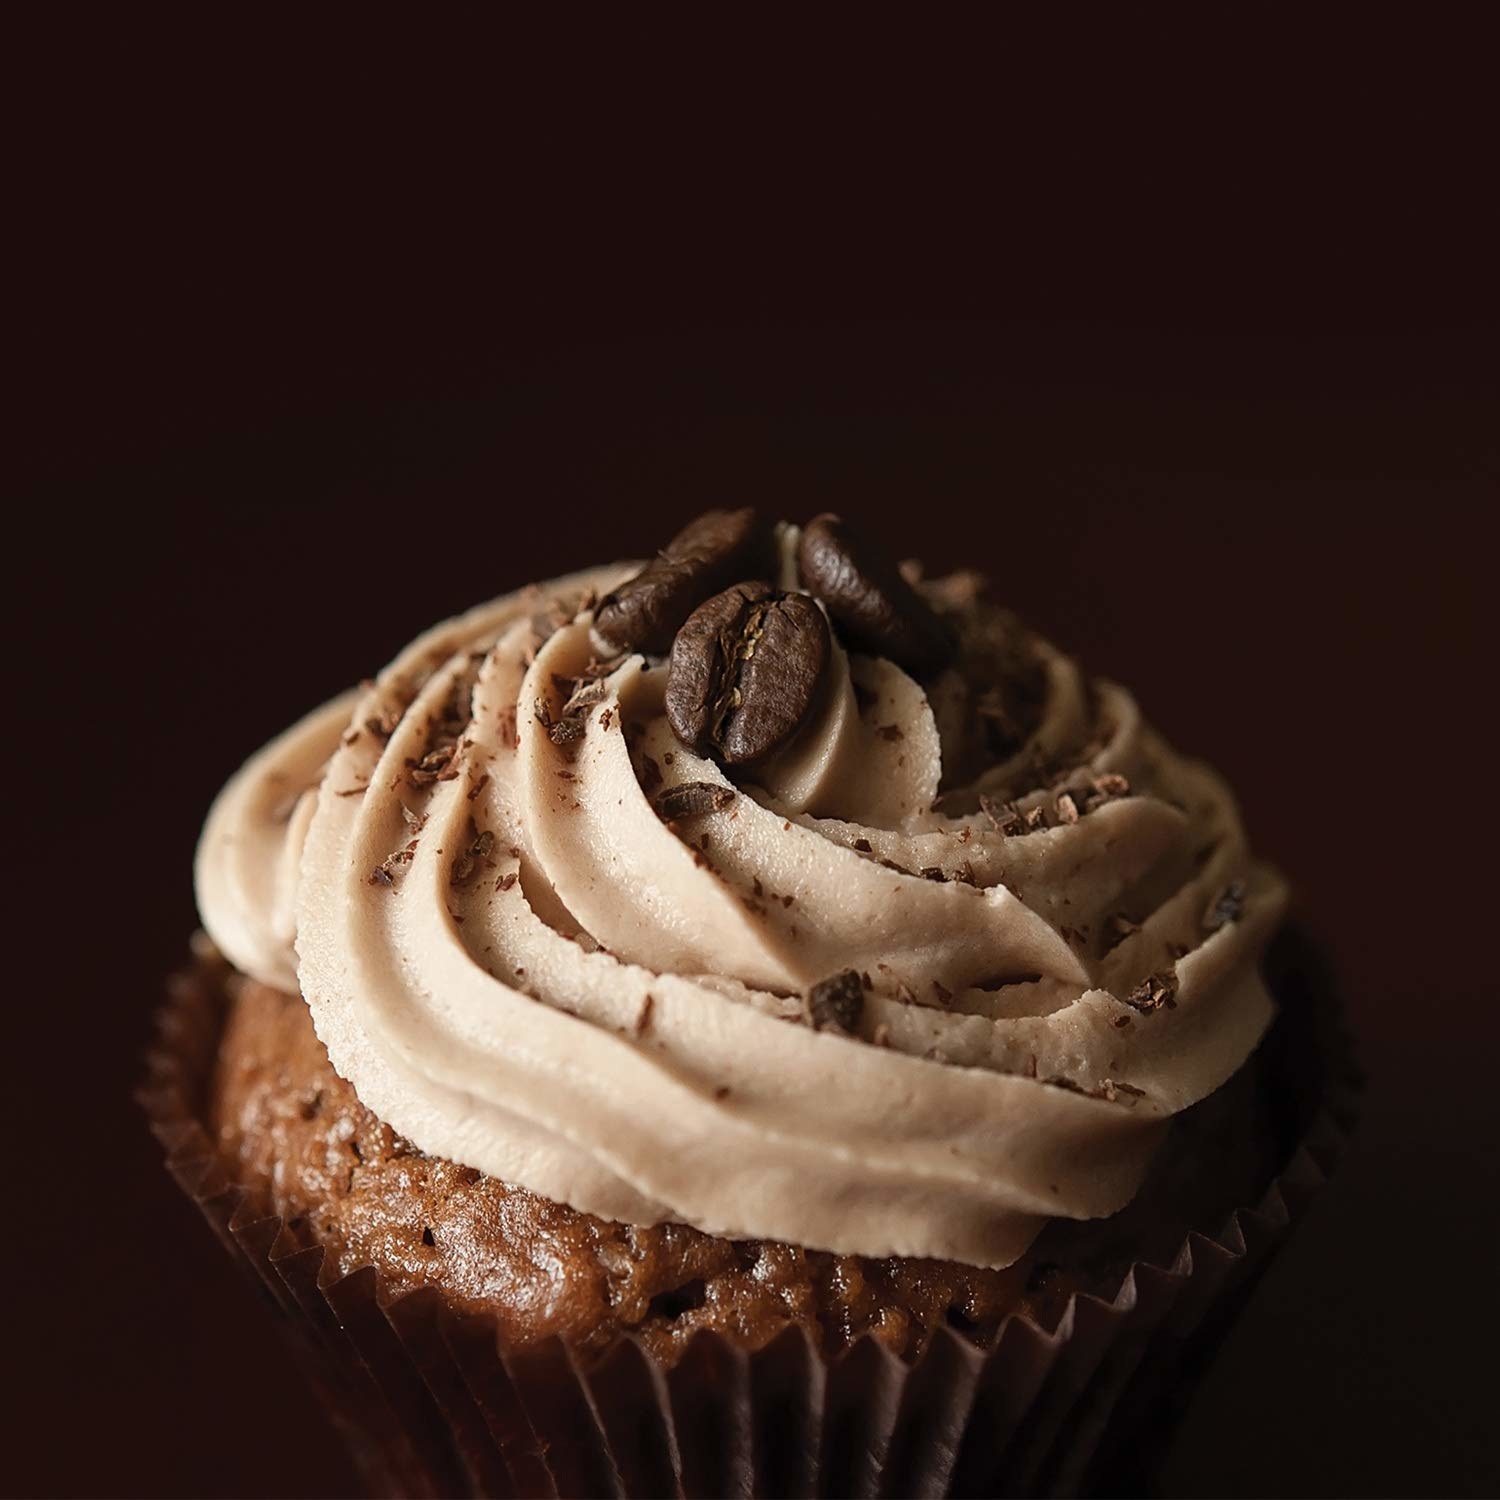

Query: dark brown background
10;47;1500;1500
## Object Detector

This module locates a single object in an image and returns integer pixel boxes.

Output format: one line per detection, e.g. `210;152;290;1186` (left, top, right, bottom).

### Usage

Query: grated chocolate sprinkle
548;715;586;746
806;970;864;1035
1124;971;1179;1014
980;792;1029;837
638;754;664;794
1203;880;1246;932
652;781;736;822
450;825;496;888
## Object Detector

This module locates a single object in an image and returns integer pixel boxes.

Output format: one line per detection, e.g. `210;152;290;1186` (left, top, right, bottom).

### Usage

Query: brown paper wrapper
141;926;1358;1498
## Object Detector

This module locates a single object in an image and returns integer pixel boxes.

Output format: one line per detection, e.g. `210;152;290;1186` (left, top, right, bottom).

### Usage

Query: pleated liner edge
140;937;1359;1499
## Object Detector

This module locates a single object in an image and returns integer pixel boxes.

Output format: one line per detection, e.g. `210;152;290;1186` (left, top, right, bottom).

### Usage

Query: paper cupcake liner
141;927;1359;1499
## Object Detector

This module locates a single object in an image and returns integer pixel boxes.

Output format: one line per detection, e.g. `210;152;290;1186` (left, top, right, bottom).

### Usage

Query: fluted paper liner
141;927;1358;1498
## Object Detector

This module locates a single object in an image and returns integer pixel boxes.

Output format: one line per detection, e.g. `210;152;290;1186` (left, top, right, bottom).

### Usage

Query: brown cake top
210;975;1274;1364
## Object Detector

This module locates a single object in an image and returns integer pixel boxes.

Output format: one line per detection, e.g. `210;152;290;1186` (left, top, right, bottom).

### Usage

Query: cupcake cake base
143;925;1357;1499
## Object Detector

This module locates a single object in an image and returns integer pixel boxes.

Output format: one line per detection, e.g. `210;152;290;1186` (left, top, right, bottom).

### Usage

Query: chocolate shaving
406;741;459;787
853;837;873;852
450;826;496;888
365;708;401;741
876;723;904;742
495;871;518;892
368;865;394;888
979;793;1029;837
1124;971;1179;1014
805;969;864;1035
577;652;627;682
639;754;663;794
466;772;490;801
1055;790;1081;824
562;678;609;718
1203;880;1246;932
548;716;585;746
652;781;736;822
921;866;946;882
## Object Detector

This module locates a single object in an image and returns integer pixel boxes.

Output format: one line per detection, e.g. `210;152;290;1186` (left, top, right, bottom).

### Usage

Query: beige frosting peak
195;543;1285;1267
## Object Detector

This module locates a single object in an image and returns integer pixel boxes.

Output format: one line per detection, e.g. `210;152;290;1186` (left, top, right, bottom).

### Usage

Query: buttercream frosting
196;537;1285;1267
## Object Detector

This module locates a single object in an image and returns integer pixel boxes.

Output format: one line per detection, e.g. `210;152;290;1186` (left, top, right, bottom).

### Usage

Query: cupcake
148;510;1356;1497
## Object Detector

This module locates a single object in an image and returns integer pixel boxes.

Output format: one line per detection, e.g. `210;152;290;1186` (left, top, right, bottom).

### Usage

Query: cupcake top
197;511;1285;1268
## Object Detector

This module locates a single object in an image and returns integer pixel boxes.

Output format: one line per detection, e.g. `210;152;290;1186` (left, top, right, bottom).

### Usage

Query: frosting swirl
196;537;1285;1267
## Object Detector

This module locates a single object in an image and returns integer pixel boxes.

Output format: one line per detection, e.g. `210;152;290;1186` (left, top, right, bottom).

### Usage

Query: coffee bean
797;513;953;675
595;507;770;654
666;581;830;764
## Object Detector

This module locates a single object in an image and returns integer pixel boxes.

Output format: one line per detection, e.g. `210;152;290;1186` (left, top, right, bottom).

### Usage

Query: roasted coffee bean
666;581;830;764
595;507;770;654
797;513;953;675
